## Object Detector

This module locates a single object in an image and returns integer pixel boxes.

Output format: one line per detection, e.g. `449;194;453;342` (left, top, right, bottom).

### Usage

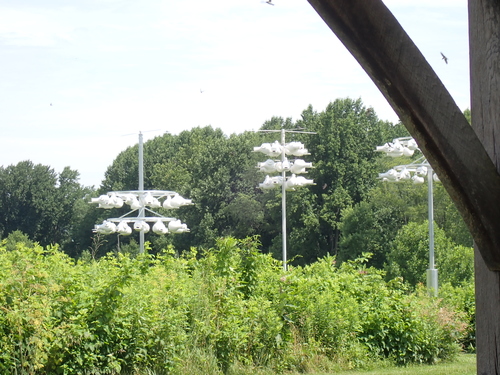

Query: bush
0;238;468;374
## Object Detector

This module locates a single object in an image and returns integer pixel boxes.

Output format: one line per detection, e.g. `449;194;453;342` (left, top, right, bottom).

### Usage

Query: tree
385;220;473;287
0;161;93;254
338;187;408;269
338;177;473;268
100;126;265;253
99;100;406;264
3;230;34;252
282;98;404;261
0;161;57;243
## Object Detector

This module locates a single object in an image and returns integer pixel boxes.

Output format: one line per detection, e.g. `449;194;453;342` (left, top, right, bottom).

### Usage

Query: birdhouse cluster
90;190;192;235
254;140;315;191
375;137;439;184
375;137;418;157
90;191;192;210
378;165;439;184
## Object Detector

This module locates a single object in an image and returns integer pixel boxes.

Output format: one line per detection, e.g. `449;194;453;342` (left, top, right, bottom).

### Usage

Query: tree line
0;98;473;285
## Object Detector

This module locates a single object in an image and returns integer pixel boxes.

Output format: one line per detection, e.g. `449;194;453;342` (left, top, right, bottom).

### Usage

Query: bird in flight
266;0;274;5
440;52;448;64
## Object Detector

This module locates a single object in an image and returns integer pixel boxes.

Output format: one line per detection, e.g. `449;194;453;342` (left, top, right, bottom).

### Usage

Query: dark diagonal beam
307;0;500;270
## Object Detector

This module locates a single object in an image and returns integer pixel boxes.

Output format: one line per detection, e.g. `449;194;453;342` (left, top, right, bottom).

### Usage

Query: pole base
426;268;438;297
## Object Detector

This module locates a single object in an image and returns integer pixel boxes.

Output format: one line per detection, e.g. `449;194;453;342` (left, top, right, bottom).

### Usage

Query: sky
0;0;469;188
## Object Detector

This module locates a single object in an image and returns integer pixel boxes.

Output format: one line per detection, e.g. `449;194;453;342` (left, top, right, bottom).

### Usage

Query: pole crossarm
307;0;500;270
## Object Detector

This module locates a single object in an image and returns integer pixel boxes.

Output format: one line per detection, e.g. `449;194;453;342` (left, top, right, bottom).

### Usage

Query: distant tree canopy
1;98;472;277
0;161;94;255
99;98;418;264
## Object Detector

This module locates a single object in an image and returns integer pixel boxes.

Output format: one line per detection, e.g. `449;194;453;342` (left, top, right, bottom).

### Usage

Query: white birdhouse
168;219;189;233
253;143;272;154
94;220;117;234
142;192;156;206
254;141;283;157
378;169;399;181
116;221;132;236
290;159;313;174
398;168;411;180
285;174;315;190
275;157;291;172
152;220;169;235
141;192;161;208
134;220;150;233
121;194;136;205
284;142;310;156
375;143;392;153
291;148;310;157
170;194;193;208
401;147;415;157
412;175;425;184
294;175;315;187
386;147;404;158
285;175;299;191
284;141;303;155
90;194;109;205
259;175;283;189
269;141;283;156
92;194;123;209
406;138;418;150
258;159;277;173
107;193;124;209
415;166;428;176
162;195;174;209
120;194;141;209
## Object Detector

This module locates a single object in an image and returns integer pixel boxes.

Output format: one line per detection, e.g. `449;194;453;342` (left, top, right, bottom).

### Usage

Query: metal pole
281;128;287;271
426;166;438;296
138;132;145;254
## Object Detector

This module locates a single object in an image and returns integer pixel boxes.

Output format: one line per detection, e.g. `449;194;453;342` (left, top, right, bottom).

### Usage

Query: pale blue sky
0;0;469;188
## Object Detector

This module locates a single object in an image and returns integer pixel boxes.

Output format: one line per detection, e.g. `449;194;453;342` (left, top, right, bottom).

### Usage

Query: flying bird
440;52;448;64
266;0;274;5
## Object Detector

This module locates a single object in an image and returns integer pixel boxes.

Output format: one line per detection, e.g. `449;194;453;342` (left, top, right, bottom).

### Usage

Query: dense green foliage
0;161;95;256
338;176;472;269
97;98;416;264
385;221;474;287
0;238;470;374
0;99;476;373
0;98;472;271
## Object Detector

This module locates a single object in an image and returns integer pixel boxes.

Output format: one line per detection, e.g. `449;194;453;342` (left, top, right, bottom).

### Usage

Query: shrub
0;238;469;374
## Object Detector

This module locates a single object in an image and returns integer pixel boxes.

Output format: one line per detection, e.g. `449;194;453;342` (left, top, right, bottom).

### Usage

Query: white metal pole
281;128;287;271
138;132;145;254
426;166;438;296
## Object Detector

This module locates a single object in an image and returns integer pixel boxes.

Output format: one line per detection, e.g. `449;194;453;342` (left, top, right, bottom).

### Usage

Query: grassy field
319;353;476;375
187;353;476;375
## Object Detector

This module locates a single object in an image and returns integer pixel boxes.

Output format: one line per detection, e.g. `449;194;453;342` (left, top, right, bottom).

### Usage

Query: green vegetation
325;353;475;375
0;237;472;374
0;99;476;373
0;161;95;256
0;98;472;264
